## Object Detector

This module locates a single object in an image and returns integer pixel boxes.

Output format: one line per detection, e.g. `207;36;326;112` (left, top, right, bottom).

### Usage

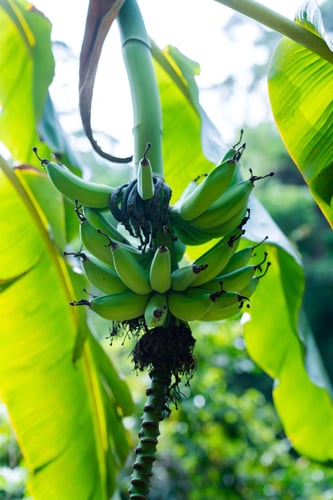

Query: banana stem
213;0;333;64
129;369;171;499
117;0;163;176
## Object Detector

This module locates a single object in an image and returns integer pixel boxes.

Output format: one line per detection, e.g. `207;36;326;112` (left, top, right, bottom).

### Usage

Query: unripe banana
167;290;213;322
170;209;244;246
137;143;154;200
110;240;152;295
42;158;113;208
79;253;129;294
71;291;149;321
83;207;130;245
173;235;186;263
200;302;242;322
79;218;115;268
199;264;256;294
191;179;253;229
222;246;254;274
193;207;250;239
173;174;206;210
191;229;243;286
169;211;215;245
171;263;208;291
149;243;171;293
222;237;268;274
178;158;238;221
144;293;168;328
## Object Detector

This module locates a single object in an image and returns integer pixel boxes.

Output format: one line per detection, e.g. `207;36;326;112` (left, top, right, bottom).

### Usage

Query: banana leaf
268;0;333;227
0;160;133;499
153;42;333;462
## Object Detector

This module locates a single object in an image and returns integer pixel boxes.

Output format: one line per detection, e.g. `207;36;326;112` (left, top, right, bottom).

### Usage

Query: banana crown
50;140;272;325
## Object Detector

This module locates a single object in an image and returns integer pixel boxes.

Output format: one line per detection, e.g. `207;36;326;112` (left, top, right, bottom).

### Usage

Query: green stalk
128;369;171;499
214;0;333;64
117;0;163;176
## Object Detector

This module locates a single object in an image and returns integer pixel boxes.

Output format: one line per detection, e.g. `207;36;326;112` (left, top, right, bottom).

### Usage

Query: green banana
191;229;243;286
79;253;129;294
203;252;269;293
199;302;242;322
42;158;113;208
79;218;115;268
222;246;254;274
169;210;234;246
173;174;206;210
167;290;213;321
71;291;149;321
191;207;250;238
171;263;208;291
137;143;154;200
178;158;238;221
144;293;168;328
149;243;171;293
191;179;253;229
83;207;131;245
222;237;268;274
200;276;263;322
110;239;152;295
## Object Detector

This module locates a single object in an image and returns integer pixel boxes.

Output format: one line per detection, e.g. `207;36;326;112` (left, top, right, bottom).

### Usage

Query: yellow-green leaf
0;1;54;163
0;161;132;499
268;1;333;227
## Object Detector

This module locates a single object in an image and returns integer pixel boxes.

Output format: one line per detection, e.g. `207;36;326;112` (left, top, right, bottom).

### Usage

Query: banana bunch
39;140;272;329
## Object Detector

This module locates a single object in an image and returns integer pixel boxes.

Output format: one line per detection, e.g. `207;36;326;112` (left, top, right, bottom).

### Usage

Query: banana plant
0;0;333;499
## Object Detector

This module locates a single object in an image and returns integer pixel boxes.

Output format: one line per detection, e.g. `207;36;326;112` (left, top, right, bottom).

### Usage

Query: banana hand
178;158;238;221
190;179;253;229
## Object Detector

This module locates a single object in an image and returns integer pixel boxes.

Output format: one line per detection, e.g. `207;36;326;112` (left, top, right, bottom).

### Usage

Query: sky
33;0;312;154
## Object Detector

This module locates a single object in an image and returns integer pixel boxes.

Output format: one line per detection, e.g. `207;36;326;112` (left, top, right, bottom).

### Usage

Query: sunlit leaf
0;160;132;498
268;0;333;227
153;44;226;203
156;43;333;463
243;197;333;462
0;1;54;163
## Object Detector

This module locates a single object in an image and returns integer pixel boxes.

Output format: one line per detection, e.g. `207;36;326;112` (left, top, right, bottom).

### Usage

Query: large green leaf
0;160;132;499
0;1;54;163
155;43;333;462
243;197;333;462
268;0;333;227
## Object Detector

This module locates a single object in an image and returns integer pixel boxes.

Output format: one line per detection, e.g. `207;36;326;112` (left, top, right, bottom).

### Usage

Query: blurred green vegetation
0;406;27;499
113;319;333;499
